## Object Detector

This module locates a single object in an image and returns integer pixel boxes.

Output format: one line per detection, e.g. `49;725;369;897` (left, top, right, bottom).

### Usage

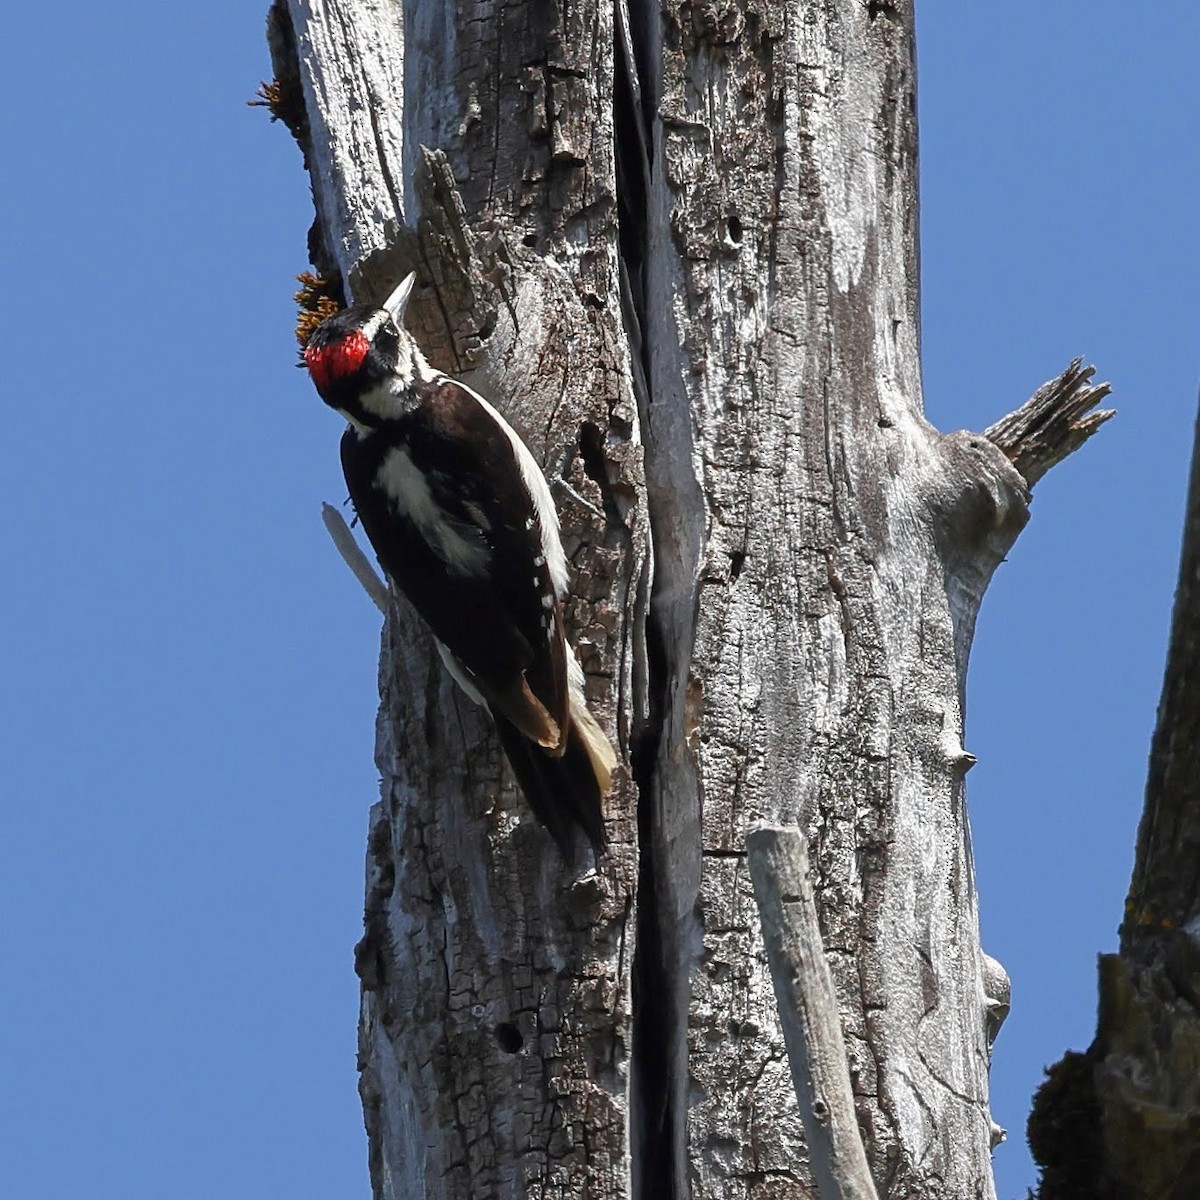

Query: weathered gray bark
264;2;1110;1197
1029;407;1200;1200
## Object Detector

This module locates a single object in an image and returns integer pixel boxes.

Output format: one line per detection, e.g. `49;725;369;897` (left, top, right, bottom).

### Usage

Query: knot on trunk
925;429;1031;560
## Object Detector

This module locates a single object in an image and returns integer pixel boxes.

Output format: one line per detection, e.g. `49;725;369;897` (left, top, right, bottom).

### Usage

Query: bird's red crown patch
304;331;370;391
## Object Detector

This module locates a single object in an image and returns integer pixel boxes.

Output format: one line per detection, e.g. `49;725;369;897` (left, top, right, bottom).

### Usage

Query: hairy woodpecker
303;275;616;858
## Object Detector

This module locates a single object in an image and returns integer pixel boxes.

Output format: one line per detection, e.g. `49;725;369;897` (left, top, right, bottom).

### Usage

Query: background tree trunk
267;1;1108;1196
1028;408;1200;1200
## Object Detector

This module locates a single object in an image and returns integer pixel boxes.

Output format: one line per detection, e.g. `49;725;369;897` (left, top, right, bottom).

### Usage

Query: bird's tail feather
493;711;611;863
569;689;617;795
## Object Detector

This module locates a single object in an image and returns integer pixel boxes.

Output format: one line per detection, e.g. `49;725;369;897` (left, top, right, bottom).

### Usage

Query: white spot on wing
377;447;490;576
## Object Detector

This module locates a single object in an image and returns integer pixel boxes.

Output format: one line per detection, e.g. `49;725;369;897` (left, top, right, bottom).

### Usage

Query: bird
303;274;615;859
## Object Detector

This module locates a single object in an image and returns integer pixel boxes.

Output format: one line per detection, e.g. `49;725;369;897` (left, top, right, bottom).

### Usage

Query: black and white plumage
303;275;615;858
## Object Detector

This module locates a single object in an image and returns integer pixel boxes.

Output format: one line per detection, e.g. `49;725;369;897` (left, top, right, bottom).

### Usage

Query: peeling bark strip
268;1;1110;1197
748;827;880;1200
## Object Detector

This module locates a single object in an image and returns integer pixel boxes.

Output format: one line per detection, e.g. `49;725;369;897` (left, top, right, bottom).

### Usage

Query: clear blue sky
1;4;1195;1198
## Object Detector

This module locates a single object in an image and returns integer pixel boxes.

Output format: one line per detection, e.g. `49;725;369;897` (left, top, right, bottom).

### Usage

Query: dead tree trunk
1028;408;1200;1200
264;2;1110;1196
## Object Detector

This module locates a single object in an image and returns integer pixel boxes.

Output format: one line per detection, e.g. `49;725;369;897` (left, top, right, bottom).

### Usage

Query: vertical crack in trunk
613;7;667;1194
615;2;699;1196
629;613;673;1199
